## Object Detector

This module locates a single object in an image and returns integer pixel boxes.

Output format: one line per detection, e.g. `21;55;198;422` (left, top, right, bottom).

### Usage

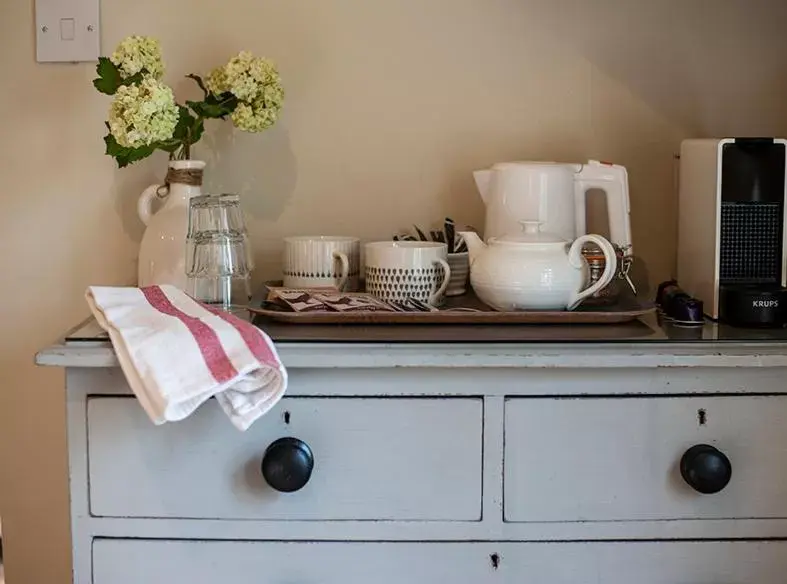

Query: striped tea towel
85;285;287;431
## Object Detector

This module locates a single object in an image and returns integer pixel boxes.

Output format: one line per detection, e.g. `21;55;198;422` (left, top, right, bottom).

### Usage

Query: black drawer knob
680;444;732;494
261;437;314;493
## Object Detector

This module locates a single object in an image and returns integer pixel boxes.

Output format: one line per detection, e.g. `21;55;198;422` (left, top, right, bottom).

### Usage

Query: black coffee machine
677;138;787;327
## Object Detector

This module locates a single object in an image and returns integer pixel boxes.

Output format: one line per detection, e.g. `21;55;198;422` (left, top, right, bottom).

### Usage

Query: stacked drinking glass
185;194;254;309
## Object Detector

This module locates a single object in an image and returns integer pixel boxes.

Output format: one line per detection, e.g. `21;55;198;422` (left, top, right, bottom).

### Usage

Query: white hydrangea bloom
110;36;165;79
108;77;179;148
231;100;276;132
206;51;284;132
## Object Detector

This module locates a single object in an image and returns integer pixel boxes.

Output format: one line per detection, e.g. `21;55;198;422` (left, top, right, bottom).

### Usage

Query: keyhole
490;553;500;570
283;411;291;424
698;409;707;426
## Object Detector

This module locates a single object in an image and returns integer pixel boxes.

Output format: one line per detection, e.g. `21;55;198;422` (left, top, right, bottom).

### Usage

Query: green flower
110;35;165;80
206;51;284;132
108;77;178;148
231;99;277;132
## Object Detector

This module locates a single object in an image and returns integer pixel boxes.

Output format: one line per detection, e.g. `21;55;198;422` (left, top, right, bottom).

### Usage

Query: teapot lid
492;221;566;245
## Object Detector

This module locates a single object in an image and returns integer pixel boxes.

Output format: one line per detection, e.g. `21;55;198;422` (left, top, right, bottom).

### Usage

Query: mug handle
566;234;617;311
429;258;452;305
333;251;350;291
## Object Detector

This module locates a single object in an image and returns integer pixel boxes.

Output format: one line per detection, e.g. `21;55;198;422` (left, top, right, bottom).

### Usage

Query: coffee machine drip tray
719;284;787;328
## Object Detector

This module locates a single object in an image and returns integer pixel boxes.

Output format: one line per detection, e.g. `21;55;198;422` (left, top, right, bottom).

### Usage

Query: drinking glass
187;193;247;238
185;194;254;309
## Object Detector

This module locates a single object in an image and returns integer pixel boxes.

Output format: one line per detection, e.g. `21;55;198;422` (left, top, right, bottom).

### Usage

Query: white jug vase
137;159;206;289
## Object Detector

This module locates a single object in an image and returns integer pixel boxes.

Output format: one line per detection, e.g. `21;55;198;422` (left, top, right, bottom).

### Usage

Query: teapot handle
138;184;164;226
567;234;617;311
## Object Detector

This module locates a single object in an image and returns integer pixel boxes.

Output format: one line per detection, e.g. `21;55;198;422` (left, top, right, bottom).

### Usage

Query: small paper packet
269;290;328;312
312;292;397;312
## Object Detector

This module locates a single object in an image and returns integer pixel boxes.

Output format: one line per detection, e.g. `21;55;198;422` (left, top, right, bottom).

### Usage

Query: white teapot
458;221;617;311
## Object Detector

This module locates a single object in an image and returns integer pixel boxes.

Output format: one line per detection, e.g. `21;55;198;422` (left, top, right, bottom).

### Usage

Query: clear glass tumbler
185;194;254;309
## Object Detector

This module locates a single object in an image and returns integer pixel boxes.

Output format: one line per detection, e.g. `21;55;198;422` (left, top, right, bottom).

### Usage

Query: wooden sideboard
37;317;787;583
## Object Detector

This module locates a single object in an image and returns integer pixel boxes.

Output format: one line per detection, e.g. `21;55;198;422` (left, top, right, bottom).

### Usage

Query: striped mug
283;236;361;291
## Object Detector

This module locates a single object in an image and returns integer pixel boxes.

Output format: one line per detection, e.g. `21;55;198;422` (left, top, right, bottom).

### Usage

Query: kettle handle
138;184;165;226
567;234;617;311
574;161;633;256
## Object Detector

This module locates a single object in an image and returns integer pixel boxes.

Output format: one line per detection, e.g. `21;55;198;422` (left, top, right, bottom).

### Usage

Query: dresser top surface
34;311;787;370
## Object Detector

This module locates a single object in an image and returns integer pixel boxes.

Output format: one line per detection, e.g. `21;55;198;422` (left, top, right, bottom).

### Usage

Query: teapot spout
458;231;486;264
473;169;492;204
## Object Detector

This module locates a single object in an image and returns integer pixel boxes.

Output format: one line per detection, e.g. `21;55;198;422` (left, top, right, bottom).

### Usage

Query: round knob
680;444;732;494
261;437;314;493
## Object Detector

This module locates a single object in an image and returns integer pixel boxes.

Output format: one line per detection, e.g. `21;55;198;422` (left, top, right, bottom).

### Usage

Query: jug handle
567;234;617;311
574;161;634;256
138;184;165;226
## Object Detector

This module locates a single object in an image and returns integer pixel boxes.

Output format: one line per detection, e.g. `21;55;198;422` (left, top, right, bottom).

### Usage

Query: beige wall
2;0;787;581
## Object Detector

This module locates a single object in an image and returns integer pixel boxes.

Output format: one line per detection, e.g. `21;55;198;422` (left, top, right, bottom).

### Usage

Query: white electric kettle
474;159;633;256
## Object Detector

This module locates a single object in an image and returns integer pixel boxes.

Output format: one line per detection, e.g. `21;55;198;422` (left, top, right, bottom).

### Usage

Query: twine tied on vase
156;167;204;198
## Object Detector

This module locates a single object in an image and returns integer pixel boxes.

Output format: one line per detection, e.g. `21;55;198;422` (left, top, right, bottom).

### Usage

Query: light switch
36;0;100;62
59;18;75;41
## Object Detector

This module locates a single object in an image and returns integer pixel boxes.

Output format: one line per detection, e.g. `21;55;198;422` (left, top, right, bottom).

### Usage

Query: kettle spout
473;169;492;204
458;231;486;264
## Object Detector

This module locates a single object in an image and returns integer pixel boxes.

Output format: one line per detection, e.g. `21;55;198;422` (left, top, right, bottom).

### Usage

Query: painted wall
2;0;787;581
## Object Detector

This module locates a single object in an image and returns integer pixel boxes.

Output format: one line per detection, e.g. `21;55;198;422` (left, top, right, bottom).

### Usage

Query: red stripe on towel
201;303;279;367
141;286;238;383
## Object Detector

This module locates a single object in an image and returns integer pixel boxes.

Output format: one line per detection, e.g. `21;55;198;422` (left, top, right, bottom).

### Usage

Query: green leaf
157;140;182;154
209;91;238;108
93;57;121;95
156;106;206;154
103;132;155;168
187;100;227;120
187;74;208;97
187;92;238;120
93;59;147;95
119;71;145;87
190;118;205;145
172;105;196;141
104;132;126;158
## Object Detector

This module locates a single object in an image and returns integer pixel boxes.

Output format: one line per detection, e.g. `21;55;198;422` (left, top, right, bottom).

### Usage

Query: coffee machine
677;138;787;327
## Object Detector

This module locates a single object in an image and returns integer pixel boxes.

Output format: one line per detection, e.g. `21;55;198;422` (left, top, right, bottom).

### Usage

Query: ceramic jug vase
137;160;206;289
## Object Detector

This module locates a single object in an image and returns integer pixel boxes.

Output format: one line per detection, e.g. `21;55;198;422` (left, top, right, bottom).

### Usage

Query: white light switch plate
36;0;100;63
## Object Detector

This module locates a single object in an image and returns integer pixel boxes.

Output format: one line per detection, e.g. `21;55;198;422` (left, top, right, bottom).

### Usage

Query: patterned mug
364;241;452;306
283;236;361;291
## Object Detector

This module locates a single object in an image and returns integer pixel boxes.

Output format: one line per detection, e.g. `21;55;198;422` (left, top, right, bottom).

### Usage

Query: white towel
85;285;287;431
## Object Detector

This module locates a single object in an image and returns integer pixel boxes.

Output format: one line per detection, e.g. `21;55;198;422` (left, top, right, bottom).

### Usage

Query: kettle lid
492;221;566;245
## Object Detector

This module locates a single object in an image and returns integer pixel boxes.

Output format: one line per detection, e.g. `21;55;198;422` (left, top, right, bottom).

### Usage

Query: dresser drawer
87;396;482;520
93;539;787;583
504;395;787;522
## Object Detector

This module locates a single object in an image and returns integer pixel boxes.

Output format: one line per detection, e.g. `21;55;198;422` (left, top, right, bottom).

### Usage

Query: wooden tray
247;283;656;325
